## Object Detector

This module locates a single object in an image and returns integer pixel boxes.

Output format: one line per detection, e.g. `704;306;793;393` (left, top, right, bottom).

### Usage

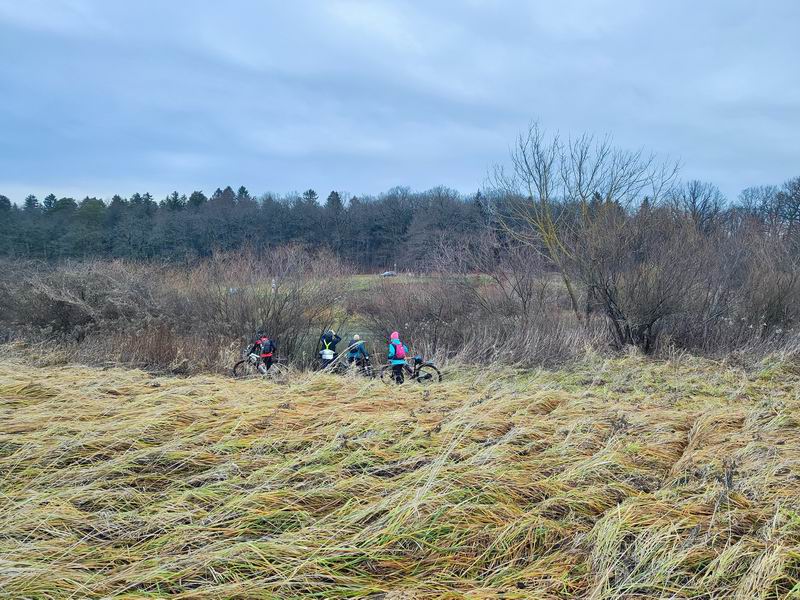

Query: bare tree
490;125;580;317
435;231;552;327
490;123;679;339
572;206;710;351
670;180;726;233
777;176;800;240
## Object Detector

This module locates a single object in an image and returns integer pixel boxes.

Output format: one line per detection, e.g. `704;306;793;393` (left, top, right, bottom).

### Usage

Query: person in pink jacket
387;331;409;384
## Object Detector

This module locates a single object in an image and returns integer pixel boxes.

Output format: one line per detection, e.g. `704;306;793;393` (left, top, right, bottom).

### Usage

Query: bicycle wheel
380;365;395;384
415;364;442;384
380;364;410;384
232;359;260;378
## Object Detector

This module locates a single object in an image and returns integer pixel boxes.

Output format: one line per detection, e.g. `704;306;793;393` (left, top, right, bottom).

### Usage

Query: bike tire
234;360;288;380
380;364;412;384
380;364;396;384
233;359;259;378
415;364;442;384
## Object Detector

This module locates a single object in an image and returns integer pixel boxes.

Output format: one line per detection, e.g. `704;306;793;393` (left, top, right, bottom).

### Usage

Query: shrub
0;248;351;372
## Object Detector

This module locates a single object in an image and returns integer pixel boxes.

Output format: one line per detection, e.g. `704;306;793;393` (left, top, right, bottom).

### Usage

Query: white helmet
353;334;361;341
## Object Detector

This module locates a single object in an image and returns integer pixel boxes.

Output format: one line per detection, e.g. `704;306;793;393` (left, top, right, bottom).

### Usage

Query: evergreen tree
188;191;207;209
53;197;78;212
236;186;251;202
23;194;40;213
141;193;157;216
210;186;236;206
78;197;107;223
325;191;343;212
107;195;127;229
221;186;236;204
0;195;12;254
161;191;186;211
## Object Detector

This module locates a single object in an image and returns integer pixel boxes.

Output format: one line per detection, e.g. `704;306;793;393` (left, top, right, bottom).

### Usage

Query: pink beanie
390;331;399;340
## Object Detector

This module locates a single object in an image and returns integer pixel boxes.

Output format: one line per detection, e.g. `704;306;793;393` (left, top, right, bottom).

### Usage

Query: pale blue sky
1;0;798;202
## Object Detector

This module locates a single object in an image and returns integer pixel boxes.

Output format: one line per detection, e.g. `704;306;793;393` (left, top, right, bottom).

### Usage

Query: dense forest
0;186;487;270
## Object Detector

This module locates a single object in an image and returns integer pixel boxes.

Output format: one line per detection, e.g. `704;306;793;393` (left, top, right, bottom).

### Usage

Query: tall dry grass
1;354;799;598
352;273;602;368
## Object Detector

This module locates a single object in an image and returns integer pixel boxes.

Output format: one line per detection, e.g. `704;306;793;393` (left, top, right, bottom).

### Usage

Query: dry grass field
1;354;799;598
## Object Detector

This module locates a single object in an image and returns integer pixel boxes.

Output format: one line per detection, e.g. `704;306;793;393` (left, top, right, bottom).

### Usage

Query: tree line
0;185;487;270
3;175;799;273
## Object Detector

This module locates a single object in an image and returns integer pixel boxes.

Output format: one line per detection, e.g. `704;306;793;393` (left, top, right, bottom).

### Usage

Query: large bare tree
491;123;681;350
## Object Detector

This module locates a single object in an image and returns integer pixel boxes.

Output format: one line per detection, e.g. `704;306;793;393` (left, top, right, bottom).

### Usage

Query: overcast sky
1;0;797;202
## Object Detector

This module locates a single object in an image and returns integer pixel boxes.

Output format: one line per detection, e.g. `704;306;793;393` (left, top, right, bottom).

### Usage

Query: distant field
1;356;799;598
347;272;494;292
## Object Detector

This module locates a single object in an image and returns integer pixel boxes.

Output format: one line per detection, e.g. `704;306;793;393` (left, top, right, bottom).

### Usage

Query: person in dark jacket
319;329;342;368
248;332;277;374
347;334;370;365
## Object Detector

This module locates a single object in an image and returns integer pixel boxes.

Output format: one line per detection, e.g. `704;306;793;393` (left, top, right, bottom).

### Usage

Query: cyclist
248;331;277;374
387;331;409;384
347;334;371;369
319;329;342;369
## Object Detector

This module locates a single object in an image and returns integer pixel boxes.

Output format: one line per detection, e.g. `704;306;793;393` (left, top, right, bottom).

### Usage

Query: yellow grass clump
1;355;800;598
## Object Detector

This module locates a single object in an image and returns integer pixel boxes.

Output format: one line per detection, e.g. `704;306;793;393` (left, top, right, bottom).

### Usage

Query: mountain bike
380;355;442;385
319;354;375;378
232;352;288;381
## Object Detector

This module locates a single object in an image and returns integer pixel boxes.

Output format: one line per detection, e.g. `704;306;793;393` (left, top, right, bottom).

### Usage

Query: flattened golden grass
1;355;799;598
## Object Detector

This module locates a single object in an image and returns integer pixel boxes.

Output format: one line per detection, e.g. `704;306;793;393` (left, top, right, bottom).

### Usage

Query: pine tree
325;191;343;212
161;191;185;211
23;195;40;212
236;186;251;202
188;191;207;208
53;197;78;212
221;186;236;204
141;193;157;216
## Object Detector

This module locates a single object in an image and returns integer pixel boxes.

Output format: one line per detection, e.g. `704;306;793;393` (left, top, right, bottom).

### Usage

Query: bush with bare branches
0;248;351;372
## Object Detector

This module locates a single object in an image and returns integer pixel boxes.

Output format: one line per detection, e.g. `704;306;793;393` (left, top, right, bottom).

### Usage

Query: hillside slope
1;357;799;598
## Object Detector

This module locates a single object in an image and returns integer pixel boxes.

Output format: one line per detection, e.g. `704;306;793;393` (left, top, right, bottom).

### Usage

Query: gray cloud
0;0;797;201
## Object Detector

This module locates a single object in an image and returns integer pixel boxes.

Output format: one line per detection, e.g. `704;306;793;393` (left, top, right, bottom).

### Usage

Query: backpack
258;337;273;356
393;340;406;360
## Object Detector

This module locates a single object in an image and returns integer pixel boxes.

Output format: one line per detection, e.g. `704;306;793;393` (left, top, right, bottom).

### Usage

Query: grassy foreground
1;356;800;599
